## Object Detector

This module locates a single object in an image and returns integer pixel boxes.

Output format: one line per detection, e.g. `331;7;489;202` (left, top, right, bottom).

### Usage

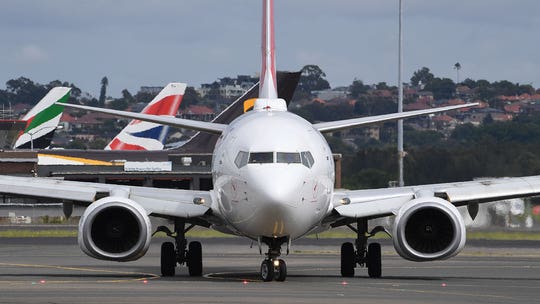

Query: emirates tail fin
14;87;71;149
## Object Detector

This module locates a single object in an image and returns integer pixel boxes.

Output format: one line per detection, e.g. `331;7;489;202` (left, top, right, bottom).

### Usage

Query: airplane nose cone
247;166;304;208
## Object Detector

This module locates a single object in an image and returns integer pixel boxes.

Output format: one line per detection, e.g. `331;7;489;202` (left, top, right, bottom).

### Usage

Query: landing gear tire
341;242;355;277
260;260;275;282
367;242;382;278
275;259;287;282
161;242;176;277
187;241;203;276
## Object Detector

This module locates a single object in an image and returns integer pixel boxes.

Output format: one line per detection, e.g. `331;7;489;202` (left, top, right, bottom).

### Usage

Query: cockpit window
276;152;301;164
249;152;274;164
301;151;315;168
234;151;249;168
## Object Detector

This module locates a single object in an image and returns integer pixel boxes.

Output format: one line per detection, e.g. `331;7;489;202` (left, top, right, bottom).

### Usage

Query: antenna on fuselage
259;0;278;100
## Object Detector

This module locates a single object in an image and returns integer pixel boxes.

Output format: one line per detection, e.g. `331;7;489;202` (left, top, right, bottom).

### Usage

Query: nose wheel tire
260;260;275;282
161;242;176;277
275;259;287;282
341;242;355;277
367;242;382;278
187;241;203;276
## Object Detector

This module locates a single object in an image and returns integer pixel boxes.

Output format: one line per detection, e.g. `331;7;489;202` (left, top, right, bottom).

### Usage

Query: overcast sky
1;0;538;97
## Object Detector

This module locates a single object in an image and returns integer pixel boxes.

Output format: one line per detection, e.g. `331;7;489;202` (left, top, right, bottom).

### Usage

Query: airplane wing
330;175;540;220
313;103;477;133
60;103;227;135
0;175;212;219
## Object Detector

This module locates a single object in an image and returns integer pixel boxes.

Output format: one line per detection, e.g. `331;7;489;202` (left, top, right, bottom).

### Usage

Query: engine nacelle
393;196;465;261
78;196;152;262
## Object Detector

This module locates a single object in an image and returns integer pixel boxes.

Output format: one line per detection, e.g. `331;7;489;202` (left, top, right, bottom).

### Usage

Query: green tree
182;86;200;109
454;62;461;84
425;77;456;100
349;79;369;99
461;78;476;88
5;77;47;105
297;64;330;96
99;76;108;106
376;82;390;90
110;98;128;110
121;89;134;104
410;67;434;86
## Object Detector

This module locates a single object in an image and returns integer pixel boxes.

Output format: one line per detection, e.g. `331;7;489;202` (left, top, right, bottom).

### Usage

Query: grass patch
0;229;77;238
467;231;540;241
1;228;539;241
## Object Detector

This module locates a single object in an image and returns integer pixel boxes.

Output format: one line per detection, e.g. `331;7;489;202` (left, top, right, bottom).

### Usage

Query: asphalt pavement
0;237;539;303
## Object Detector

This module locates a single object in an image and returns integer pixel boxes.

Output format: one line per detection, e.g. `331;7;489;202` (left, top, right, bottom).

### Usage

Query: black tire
187;241;203;276
341;242;355;277
161;242;176;277
367;242;382;278
275;259;287;282
260;260;275;282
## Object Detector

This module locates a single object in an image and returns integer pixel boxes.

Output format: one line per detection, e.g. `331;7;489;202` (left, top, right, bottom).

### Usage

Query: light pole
397;0;404;187
26;125;64;151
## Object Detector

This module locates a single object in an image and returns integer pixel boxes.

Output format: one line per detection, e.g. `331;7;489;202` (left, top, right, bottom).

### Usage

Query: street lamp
27;125;64;151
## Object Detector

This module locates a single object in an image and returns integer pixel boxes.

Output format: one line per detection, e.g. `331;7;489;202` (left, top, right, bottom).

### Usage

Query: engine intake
393;197;465;261
78;196;151;262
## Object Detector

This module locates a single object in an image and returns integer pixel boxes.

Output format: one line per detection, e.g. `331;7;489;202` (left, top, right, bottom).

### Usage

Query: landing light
340;198;351;205
273;260;280;267
193;197;205;205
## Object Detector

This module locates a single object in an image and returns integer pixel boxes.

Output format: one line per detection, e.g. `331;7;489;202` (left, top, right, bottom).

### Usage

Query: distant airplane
105;83;186;151
4;0;538;283
13;87;71;149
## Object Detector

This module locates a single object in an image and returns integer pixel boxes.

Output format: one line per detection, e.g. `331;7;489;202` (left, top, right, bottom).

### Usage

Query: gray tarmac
0;237;539;304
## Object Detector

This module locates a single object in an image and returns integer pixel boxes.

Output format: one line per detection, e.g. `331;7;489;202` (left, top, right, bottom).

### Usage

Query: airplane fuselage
212;103;335;240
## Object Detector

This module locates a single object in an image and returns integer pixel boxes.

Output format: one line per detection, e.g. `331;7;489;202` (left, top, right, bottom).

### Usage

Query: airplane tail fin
14;87;71;149
259;0;278;100
255;0;287;112
105;83;186;150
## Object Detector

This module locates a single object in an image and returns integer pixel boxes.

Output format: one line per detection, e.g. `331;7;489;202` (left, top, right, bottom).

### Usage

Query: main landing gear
155;219;203;277
341;219;387;278
259;237;288;282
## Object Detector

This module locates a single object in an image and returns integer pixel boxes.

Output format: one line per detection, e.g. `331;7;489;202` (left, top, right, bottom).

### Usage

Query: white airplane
1;0;539;282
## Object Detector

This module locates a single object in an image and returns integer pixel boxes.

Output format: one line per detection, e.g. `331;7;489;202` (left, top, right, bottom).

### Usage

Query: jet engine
78;196;152;262
392;196;465;261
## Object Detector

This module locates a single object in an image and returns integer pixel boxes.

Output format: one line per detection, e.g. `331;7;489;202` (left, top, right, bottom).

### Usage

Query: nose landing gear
261;258;287;282
259;237;288;282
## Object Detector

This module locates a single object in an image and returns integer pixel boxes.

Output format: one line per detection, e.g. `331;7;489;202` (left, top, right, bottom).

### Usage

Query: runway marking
203;272;260;283
0;262;160;284
357;284;518;301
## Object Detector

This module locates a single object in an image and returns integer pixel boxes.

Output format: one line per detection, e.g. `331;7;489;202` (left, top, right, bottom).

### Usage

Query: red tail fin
259;0;277;99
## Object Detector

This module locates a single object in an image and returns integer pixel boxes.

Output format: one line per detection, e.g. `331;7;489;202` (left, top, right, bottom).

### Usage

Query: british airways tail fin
14;87;71;149
105;83;186;150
